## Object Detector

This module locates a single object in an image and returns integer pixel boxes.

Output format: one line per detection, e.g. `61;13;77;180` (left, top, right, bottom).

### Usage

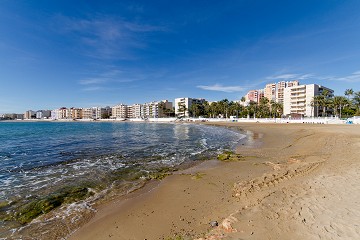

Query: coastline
67;122;360;240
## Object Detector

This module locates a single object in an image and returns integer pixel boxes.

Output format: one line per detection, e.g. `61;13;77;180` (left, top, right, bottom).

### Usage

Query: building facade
112;104;128;119
174;98;205;117
24;110;36;119
244;89;264;104
283;84;334;117
276;80;299;104
36;110;51;119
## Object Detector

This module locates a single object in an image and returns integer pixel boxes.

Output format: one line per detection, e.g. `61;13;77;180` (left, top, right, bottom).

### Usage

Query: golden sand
69;123;360;240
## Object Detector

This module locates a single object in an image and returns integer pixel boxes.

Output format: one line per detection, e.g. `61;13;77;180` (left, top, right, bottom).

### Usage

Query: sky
1;0;360;113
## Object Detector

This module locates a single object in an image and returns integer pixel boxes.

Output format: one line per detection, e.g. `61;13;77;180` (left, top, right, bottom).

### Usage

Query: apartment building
128;104;142;118
283;84;334;117
276;80;299;103
174;98;205;117
24;110;36;119
69;108;83;119
112;104;128;119
244;89;264;104
142;100;173;118
264;83;276;102
82;107;112;119
51;107;69;119
36;110;51;119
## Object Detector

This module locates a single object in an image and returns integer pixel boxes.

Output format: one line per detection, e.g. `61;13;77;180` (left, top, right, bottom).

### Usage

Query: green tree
330;96;348;118
177;102;187;118
353;91;360;115
345;88;354;101
270;100;283;118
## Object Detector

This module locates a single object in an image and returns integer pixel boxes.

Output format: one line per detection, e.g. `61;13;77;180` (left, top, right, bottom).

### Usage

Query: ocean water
0;121;245;238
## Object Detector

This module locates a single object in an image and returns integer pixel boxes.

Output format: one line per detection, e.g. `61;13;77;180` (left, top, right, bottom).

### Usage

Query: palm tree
177;102;187;118
314;90;331;117
353;91;360;115
270;100;283;118
331;96;348;118
345;88;354;101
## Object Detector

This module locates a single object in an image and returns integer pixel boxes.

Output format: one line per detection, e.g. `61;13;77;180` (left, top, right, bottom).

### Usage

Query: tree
101;112;110;119
177;102;187;118
189;103;203;117
257;97;270;118
313;90;331;117
270;100;283;118
345;88;354;101
353;91;360;115
331;96;348;118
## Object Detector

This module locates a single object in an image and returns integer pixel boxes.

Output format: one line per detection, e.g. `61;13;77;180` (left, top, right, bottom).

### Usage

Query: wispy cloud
82;86;105;91
79;78;107;85
54;14;166;59
266;73;314;81
197;84;245;93
318;71;360;83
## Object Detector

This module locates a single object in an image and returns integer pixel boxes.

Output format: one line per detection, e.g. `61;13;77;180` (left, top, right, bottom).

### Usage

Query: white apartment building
51;107;69;119
174;98;206;117
142;100;173;118
128;104;142;118
283;84;334;117
82;107;112;119
36;110;51;119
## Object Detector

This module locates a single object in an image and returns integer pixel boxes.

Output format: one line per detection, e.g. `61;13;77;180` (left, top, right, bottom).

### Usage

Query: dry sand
69;123;360;240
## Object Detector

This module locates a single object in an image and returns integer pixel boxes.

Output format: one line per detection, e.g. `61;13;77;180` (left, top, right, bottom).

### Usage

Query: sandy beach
69;122;360;240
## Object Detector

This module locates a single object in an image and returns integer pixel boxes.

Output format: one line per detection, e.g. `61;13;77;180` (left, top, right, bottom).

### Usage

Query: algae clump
217;151;245;162
14;186;91;224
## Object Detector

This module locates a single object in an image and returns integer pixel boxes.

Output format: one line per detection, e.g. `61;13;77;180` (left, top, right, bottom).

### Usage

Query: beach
69;122;360;240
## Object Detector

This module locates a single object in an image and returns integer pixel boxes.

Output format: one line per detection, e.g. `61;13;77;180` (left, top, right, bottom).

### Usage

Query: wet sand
69;123;360;240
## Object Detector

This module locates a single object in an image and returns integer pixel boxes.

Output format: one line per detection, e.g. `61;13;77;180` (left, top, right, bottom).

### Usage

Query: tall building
128;104;142;118
283;84;334;117
174;98;205;117
244;89;264;104
276;80;299;103
264;83;277;102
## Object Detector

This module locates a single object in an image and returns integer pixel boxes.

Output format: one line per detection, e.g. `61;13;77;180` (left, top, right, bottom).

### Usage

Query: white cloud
79;78;107;85
266;73;314;81
320;71;360;83
197;84;245;93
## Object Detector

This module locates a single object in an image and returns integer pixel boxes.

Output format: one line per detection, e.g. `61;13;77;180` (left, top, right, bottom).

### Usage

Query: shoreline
0;122;245;239
68;122;360;240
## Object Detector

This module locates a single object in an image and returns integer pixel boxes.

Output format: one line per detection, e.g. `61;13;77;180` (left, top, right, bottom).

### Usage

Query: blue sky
1;0;360;113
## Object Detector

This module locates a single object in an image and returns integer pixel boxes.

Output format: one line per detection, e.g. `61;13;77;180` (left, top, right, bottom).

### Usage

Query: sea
0;121;245;239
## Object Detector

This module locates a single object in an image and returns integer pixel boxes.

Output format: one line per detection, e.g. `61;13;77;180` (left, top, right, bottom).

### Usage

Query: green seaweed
13;186;91;224
217;151;245;162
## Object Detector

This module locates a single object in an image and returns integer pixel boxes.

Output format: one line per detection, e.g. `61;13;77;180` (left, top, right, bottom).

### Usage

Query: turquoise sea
0;121;245;238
